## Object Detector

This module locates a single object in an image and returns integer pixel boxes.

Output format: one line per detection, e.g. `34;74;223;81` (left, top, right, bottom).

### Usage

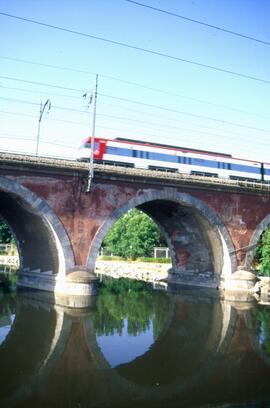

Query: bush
256;227;270;276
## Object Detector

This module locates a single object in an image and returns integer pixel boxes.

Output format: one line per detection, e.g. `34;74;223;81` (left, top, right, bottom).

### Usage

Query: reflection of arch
98;292;234;397
88;189;236;280
0;295;60;406
0;291;236;407
245;213;270;270
0;177;75;276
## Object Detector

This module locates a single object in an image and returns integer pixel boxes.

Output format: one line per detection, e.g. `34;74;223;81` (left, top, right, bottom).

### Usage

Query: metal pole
86;74;98;192
36;99;51;156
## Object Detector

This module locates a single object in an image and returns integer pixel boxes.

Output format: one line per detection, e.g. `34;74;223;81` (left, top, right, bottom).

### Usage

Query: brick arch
245;213;270;270
0;176;74;276
87;188;236;284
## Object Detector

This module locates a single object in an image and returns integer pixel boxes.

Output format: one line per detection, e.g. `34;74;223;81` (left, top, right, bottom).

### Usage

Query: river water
1;273;270;408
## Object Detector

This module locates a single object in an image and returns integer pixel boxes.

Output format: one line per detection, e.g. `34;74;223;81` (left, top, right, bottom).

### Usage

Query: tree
102;209;166;259
256;227;270;276
0;218;13;244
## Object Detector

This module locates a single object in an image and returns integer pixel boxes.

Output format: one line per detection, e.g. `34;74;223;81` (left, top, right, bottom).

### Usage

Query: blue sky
0;0;270;162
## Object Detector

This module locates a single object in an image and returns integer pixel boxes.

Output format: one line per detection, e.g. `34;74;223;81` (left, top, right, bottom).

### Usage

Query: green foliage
0;218;13;244
254;307;270;355
0;292;16;315
0;271;17;293
256;227;270;276
94;277;169;338
102;209;166;260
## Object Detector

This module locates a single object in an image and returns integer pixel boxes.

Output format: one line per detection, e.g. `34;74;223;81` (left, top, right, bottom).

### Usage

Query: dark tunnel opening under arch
0;190;59;274
88;190;236;287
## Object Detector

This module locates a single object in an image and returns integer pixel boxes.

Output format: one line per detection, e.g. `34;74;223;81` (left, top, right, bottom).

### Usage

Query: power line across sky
0;0;269;162
0;10;269;85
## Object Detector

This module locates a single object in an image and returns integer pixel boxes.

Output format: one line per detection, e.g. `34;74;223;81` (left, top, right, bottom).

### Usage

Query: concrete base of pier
17;269;98;307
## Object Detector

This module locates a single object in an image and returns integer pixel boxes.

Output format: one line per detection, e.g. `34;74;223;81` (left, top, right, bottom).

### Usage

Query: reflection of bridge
1;290;270;407
1;153;270;295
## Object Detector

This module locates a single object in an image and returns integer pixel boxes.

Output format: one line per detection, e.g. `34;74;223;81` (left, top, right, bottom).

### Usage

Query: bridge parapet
1;152;270;194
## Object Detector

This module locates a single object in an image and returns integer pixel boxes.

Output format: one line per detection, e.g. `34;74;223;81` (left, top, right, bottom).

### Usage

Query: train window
192;157;221;168
106;146;117;153
106;146;132;157
193;158;205;163
132;150;137;157
230;163;260;173
148;151;178;163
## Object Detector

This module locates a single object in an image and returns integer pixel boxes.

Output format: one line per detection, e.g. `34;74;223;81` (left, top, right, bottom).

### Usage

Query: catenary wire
0;55;269;119
1;89;266;140
1;83;270;137
2;91;270;136
0;12;270;85
2;105;270;149
98;93;270;134
125;0;270;46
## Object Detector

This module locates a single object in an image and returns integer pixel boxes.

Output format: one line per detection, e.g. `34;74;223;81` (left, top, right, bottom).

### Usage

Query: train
77;136;270;182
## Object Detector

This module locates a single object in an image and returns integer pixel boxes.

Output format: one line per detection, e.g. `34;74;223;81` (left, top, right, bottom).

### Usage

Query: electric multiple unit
77;137;270;182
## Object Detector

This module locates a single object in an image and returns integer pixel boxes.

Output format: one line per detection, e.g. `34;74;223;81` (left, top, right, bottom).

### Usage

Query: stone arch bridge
1;152;270;296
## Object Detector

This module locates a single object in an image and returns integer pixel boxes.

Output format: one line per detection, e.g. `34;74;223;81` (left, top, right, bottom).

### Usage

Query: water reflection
0;293;15;345
95;279;169;367
1;278;270;407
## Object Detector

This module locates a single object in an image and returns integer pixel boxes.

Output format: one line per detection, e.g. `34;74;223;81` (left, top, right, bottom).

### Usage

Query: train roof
115;137;232;158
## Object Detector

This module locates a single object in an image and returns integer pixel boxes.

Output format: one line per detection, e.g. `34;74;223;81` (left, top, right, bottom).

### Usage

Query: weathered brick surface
1;153;270;287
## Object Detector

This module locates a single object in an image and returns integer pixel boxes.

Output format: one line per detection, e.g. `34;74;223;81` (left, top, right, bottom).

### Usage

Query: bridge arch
0;176;75;276
244;213;270;270
88;188;237;285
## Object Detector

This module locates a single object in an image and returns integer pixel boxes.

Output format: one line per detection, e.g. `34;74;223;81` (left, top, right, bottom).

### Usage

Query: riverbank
95;259;170;282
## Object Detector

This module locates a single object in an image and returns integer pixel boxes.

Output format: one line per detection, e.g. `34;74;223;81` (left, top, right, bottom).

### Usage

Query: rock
95;260;170;282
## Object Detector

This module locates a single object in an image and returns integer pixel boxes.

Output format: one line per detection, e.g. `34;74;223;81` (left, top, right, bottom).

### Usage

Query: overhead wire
0;12;270;85
0;134;74;149
0;75;84;93
1;82;269;139
0;109;89;126
0;55;268;119
1;97;268;145
0;84;82;100
2;89;270;136
97;112;270;147
1;82;269;137
125;0;270;46
98;93;270;134
0;96;90;114
96;124;270;159
1;107;269;159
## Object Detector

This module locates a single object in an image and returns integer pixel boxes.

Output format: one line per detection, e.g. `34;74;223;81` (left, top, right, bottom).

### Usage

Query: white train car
78;137;263;182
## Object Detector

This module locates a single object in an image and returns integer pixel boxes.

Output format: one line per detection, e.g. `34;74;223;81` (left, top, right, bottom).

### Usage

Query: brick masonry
1;153;270;290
